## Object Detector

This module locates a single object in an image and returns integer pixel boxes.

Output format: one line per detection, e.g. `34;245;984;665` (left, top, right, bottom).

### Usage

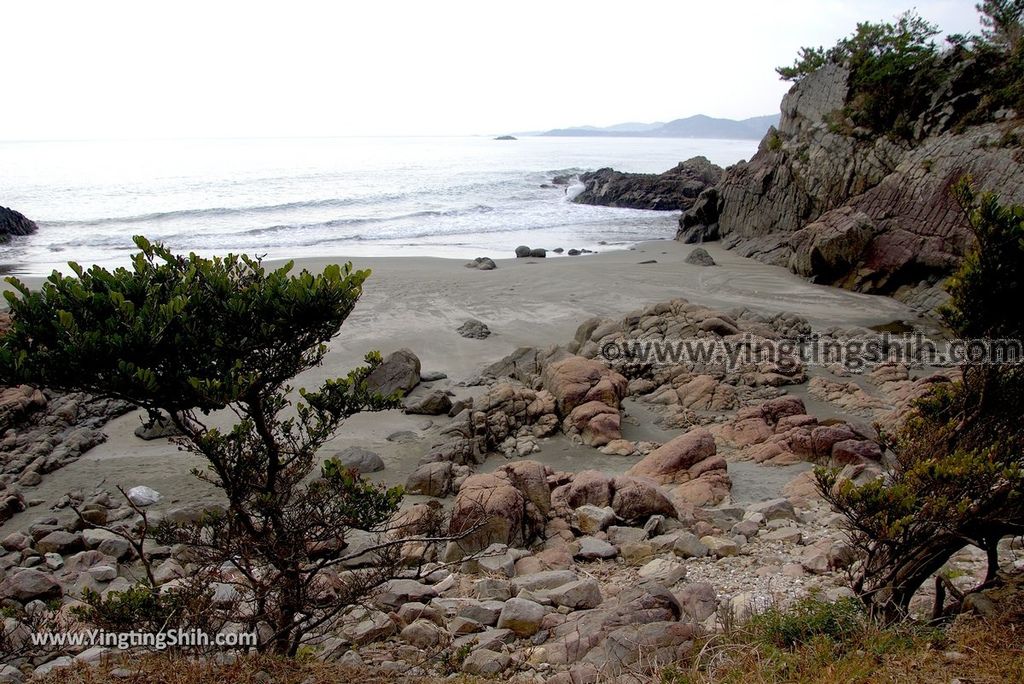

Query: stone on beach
365;348;422;397
457;319;492;339
685;247;716;266
332;446;385;473
126;486;161;507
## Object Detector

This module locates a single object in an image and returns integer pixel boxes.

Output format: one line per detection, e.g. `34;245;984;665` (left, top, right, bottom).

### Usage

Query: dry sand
0;240;919;535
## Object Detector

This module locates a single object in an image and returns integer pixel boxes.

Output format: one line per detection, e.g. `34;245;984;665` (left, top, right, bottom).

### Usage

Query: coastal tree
776;4;1024;134
977;0;1024;51
817;178;1024;624
0;237;457;655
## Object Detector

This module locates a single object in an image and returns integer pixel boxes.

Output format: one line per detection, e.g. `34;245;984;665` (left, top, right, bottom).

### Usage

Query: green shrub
748;597;865;651
0;237;431;656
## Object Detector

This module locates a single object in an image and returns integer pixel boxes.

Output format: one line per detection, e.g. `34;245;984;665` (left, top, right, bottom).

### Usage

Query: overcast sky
1;0;983;140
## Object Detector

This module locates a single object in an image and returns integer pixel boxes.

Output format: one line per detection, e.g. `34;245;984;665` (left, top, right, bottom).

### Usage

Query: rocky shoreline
2;259;998;682
571;157;724;212
560;67;1023;316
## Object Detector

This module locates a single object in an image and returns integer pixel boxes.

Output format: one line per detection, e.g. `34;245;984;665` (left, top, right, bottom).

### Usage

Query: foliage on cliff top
777;3;1024;137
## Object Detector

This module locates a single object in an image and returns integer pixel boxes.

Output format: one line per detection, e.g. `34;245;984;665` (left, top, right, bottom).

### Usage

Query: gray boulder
420;370;448;382
404;390;453;416
35;531;83;555
366;348;421;398
515;245;532;258
333;446;385;473
406;461;455;498
684;247;716;266
497;597;545;636
0;206;38;243
374;579;438;611
547;578;603;610
134;413;182;440
677;582;718;622
529;248;547;258
457;319;491;339
465;257;497;270
462;648;511;676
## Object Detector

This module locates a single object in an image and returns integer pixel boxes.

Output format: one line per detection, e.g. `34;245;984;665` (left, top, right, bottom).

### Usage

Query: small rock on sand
685;247;716;266
457;319;491;339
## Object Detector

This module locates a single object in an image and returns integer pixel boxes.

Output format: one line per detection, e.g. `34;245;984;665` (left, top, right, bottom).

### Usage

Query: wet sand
0;240;921;536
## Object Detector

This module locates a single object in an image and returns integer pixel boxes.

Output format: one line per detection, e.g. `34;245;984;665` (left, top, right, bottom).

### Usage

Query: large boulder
540;355;627;416
457;319;492;339
562;400;621;446
496;597;546;636
0;568;62;602
0;206;38;243
626;428;717;484
404;390;453;416
406;461;455;497
528;582;684;666
684;247;716;266
332;446;385;473
447;463;550;558
365;348;421;398
609;476;677;523
552;469;614;511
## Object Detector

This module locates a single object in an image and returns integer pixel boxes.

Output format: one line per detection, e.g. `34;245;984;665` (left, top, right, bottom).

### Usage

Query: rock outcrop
677;62;1024;311
0;206;38;243
574;156;724;211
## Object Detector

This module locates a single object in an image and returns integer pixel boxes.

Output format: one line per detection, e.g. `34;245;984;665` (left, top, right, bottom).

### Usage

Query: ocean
1;136;757;275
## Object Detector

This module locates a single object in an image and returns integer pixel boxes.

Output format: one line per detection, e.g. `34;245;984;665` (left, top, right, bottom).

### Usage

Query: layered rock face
678;63;1024;311
574;156;724;211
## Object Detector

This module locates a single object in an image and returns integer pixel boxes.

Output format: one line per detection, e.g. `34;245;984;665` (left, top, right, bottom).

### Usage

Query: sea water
1;135;756;275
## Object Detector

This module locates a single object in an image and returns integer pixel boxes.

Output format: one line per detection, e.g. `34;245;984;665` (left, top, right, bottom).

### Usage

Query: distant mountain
538;114;778;140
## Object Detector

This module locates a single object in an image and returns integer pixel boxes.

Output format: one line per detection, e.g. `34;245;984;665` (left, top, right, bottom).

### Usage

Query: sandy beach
0;239;918;537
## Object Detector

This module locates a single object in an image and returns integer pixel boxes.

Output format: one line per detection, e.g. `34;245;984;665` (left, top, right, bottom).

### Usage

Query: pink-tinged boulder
673;468;732;507
502;460;553;515
610;476;677;523
776;413;818;431
720;416;772;447
541;356;628;415
810;424;857;458
780;427;816;458
747;442;785;463
626;428;717;484
676;375;736;411
448;461;552;557
831;439;883;464
556;470;613;510
449;474;527;556
563;401;621;446
759;396;807;424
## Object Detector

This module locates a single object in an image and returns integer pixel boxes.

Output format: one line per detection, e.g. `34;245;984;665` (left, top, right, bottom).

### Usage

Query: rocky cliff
0;206;38;243
677;63;1024;311
574;156;724;211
